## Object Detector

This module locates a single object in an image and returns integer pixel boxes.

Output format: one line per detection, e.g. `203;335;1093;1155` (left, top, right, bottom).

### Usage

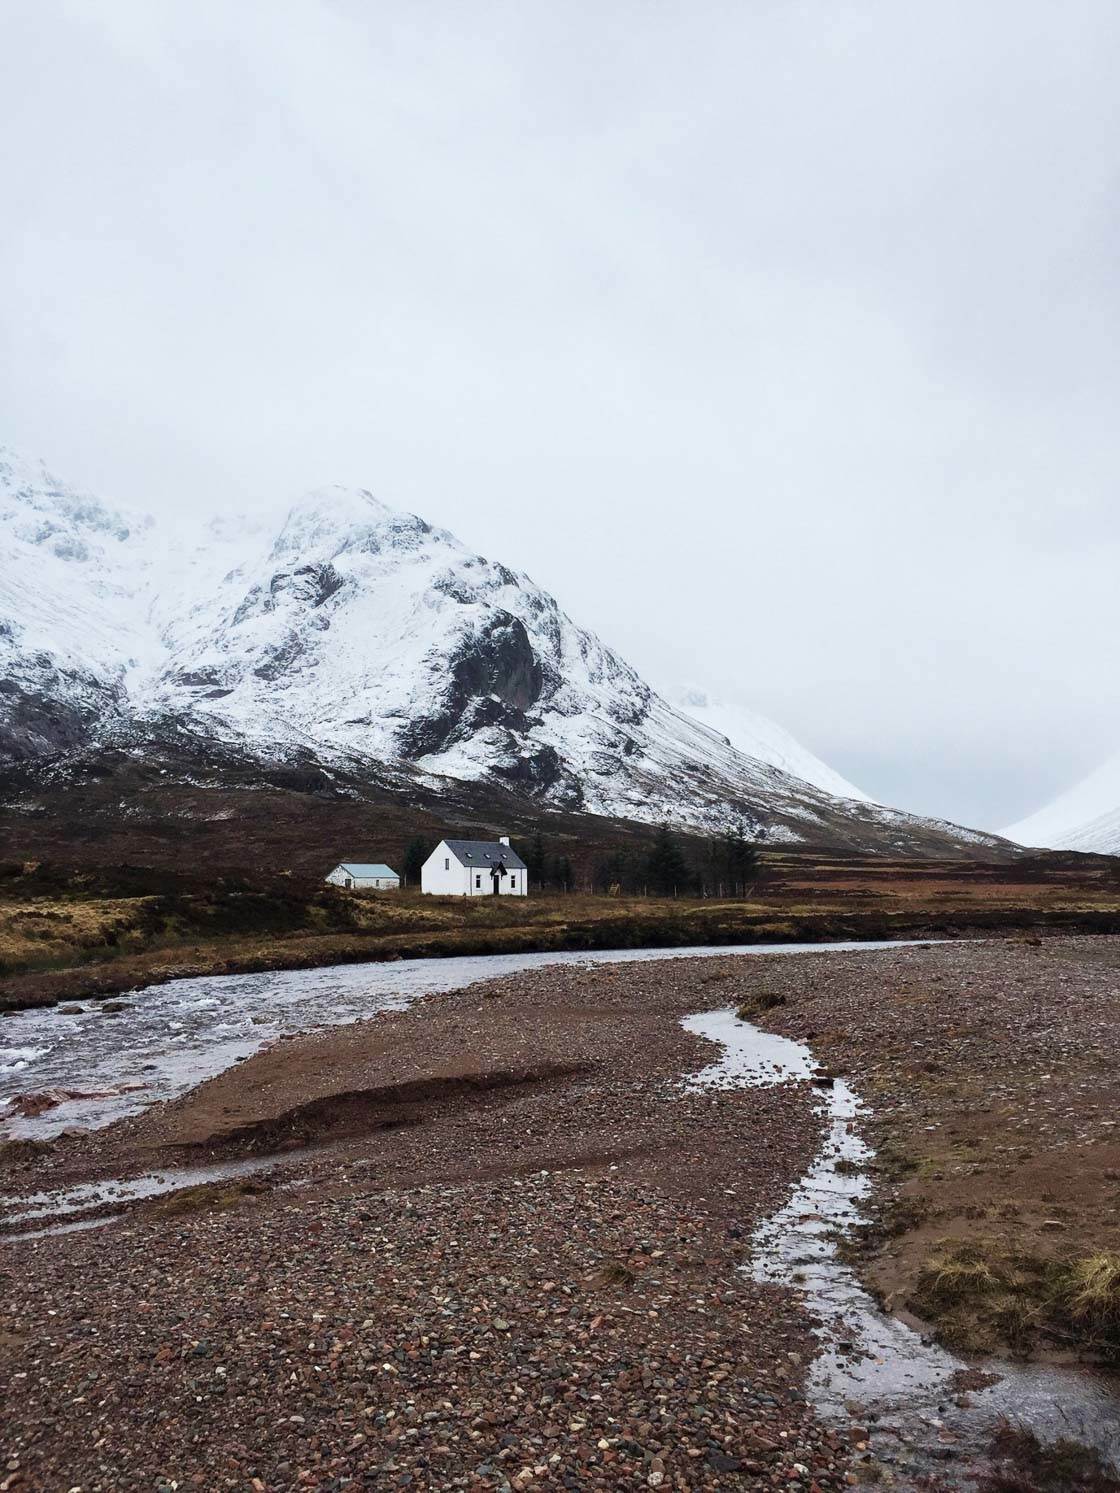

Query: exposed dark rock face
0;443;1014;853
251;633;314;683
450;613;543;714
0;676;124;762
490;744;576;799
268;563;344;609
398;614;545;760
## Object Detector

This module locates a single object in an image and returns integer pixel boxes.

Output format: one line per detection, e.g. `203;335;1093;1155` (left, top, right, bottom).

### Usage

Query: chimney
499;835;510;846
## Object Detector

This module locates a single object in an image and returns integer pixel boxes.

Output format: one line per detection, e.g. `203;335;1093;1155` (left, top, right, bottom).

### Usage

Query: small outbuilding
325;862;400;891
421;837;527;897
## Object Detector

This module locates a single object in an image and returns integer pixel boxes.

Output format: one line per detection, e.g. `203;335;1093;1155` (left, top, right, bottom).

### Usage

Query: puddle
0;1156;280;1244
0;1156;275;1225
681;1007;1120;1484
0;940;924;1140
5;1214;123;1244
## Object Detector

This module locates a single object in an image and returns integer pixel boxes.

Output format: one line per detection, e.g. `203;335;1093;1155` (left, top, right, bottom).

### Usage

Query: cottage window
444;858;449;871
476;874;482;888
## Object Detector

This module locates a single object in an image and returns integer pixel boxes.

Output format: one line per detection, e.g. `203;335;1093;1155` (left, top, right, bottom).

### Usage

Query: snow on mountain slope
142;484;852;830
1003;754;1120;855
665;686;870;803
0;443;1009;850
0;447;155;758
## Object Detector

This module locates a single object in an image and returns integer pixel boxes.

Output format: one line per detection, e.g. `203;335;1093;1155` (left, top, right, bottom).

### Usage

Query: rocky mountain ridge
1;444;1007;854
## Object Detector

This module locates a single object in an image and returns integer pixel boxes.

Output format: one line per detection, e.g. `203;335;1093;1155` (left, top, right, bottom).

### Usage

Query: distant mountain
664;686;869;803
1003;755;1120;855
0;443;1009;855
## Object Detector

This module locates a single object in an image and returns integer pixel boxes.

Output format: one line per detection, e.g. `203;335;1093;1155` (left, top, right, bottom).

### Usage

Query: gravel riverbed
1;953;860;1492
2;939;1118;1491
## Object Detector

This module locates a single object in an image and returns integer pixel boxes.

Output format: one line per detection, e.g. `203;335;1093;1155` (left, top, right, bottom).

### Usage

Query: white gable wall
421;844;472;896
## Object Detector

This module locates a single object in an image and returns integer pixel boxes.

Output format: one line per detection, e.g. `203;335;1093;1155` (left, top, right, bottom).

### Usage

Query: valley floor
1;940;1119;1489
3;852;1120;1012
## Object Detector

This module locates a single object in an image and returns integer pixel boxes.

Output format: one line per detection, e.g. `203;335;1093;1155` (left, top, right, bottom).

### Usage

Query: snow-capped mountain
0;447;152;758
1003;755;1120;855
1;444;1006;852
663;687;869;803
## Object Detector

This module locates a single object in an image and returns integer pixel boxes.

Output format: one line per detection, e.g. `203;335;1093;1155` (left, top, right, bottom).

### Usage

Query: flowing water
682;1008;1120;1485
0;939;916;1140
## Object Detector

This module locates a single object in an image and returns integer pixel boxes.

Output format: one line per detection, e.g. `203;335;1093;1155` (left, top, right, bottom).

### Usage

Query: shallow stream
682;1007;1120;1484
0;939;911;1140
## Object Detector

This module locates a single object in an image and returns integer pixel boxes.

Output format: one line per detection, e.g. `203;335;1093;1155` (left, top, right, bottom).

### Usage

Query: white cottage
325;862;400;891
421;837;528;897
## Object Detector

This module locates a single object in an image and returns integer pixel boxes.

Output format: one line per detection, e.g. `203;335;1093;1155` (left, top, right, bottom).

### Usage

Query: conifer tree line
591;824;761;897
398;825;760;895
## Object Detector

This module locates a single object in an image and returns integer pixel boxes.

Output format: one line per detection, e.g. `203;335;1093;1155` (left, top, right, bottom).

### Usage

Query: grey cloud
3;0;1118;829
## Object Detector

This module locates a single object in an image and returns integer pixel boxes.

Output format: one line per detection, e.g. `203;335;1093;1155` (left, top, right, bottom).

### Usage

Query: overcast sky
3;1;1119;831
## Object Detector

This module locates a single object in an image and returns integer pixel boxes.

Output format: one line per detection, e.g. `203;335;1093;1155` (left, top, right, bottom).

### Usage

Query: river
0;939;916;1140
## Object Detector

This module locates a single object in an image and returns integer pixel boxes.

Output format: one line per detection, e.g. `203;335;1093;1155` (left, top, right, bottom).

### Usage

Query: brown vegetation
910;1241;1120;1361
748;938;1120;1365
2;850;1119;1011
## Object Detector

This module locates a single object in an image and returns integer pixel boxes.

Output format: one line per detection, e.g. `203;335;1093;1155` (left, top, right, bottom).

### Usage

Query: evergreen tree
596;848;636;894
645;824;689;896
524;831;546;886
402;837;431;887
726;830;760;893
710;826;761;895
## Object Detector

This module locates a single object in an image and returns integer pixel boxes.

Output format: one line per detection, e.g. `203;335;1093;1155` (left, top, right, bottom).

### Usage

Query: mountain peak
0;443;1003;853
268;484;453;565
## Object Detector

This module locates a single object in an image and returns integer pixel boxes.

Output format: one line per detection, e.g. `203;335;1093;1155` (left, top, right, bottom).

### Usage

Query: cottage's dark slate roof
440;839;527;870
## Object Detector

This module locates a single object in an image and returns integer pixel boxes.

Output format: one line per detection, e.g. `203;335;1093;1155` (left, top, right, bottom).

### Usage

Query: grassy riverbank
751;937;1120;1367
2;853;1120;1010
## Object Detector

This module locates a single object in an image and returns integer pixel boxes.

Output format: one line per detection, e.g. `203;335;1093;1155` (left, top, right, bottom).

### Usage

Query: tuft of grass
736;990;786;1020
587;1259;637;1290
1058;1253;1120;1326
911;1240;1044;1354
919;1240;1004;1303
149;1178;272;1216
912;1242;1120;1360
